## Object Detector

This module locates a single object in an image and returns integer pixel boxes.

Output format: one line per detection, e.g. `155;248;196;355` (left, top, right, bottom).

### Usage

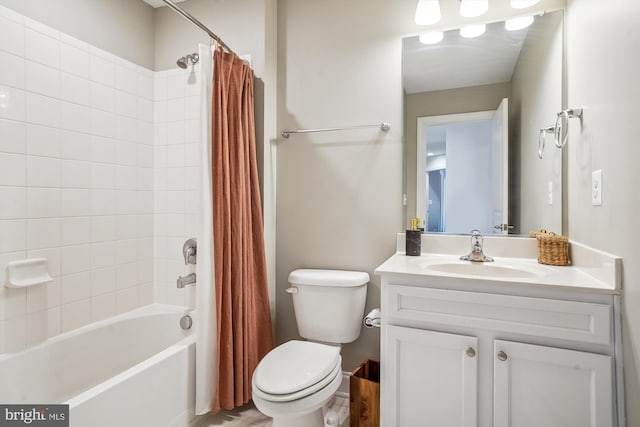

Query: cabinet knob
466;347;476;357
497;351;508;361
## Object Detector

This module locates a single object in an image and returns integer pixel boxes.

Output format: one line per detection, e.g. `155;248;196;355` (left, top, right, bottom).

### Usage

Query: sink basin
420;260;545;279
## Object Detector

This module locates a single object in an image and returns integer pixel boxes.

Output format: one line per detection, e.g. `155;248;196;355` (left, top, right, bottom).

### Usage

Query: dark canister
405;218;422;256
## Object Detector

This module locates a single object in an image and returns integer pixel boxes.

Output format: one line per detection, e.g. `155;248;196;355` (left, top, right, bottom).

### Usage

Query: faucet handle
469;230;483;247
182;238;197;265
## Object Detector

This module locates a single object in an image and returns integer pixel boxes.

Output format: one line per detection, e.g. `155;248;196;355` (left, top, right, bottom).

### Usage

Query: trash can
350;359;380;427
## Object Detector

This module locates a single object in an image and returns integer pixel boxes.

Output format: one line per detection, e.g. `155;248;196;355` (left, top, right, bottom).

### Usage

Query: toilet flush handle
285;287;298;294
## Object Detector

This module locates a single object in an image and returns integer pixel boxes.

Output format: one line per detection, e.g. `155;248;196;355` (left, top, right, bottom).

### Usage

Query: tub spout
177;273;196;288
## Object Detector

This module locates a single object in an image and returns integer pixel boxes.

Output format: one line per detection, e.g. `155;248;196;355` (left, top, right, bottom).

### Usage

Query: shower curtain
196;44;273;415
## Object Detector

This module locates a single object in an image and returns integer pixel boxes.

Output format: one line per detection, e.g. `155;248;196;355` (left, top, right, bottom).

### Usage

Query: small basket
530;229;569;266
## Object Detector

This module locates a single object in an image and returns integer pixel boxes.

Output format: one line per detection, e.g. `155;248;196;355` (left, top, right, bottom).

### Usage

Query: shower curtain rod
161;0;237;57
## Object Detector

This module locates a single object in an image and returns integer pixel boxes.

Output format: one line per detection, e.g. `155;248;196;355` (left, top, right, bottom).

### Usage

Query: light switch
592;169;602;206
547;181;553;205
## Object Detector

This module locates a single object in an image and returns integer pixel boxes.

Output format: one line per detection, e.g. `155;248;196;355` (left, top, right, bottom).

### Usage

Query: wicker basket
530;229;569;266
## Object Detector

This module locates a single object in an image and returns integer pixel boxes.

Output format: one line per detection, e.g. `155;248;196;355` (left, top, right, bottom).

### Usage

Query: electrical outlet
592;169;602;206
547;181;553;205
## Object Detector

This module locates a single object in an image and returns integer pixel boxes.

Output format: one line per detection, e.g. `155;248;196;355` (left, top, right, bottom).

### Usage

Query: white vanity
375;233;623;427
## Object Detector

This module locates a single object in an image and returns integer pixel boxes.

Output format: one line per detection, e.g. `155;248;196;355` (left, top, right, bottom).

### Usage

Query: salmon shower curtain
210;47;273;413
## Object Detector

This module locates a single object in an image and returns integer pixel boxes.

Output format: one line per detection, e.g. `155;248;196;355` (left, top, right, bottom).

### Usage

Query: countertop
375;251;620;295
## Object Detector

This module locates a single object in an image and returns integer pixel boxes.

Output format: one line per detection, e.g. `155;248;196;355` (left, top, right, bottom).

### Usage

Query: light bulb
510;0;540;9
419;31;444;44
460;24;486;38
460;0;488;18
415;0;441;26
505;16;534;31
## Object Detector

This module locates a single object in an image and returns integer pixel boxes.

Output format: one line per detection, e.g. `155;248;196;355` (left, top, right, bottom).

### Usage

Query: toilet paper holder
363;308;381;328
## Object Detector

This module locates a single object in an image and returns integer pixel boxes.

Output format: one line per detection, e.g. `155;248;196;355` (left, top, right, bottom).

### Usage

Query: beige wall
565;0;640;423
0;0;272;73
0;0;155;69
404;83;511;226
510;11;563;234
153;0;266;75
276;0;410;370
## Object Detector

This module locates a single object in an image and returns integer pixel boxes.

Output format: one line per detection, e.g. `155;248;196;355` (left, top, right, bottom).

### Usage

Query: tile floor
192;396;350;427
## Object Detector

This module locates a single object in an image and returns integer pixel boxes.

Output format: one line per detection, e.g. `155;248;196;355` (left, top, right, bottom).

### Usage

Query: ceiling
142;0;187;8
426;125;447;156
403;19;529;94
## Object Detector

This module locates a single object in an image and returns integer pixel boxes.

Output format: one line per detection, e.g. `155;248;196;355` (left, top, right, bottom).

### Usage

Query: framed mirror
404;10;564;235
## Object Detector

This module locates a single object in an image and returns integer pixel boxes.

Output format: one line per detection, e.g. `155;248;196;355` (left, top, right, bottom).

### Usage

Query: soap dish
5;258;53;288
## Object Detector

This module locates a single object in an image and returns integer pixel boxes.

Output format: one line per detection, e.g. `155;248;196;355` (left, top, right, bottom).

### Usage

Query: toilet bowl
251;269;369;427
252;340;343;427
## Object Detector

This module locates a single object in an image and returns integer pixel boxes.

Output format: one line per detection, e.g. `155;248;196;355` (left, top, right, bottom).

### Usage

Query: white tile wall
0;15;25;57
0;5;156;353
0;5;205;354
154;68;202;307
0;85;27;121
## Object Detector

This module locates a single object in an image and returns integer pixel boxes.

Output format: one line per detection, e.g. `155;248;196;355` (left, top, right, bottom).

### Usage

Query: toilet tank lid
289;269;370;287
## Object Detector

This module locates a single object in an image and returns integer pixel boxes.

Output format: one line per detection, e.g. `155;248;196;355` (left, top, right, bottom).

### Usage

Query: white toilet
251;269;369;427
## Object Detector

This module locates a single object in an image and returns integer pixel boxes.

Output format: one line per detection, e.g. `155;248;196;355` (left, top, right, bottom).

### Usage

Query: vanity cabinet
493;340;613;427
379;281;618;427
384;325;478;427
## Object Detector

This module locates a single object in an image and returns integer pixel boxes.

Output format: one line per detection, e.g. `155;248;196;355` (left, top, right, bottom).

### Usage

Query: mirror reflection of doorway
416;98;508;234
427;169;445;232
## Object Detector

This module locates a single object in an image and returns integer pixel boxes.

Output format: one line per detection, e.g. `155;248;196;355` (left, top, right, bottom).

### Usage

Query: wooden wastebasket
350;359;380;427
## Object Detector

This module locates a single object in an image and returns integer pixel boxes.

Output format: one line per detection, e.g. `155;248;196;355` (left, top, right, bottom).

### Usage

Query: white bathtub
0;304;196;427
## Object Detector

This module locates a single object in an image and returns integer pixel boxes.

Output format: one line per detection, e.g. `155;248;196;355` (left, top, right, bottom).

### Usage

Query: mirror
404;10;564;235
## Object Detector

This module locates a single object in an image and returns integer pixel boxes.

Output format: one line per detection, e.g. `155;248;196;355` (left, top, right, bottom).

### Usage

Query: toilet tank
288;269;369;344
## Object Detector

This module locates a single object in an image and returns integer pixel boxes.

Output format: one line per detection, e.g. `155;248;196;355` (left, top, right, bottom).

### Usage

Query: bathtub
0;304;196;427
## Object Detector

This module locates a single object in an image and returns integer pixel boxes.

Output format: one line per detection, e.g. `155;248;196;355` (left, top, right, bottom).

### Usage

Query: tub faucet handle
183;238;197;265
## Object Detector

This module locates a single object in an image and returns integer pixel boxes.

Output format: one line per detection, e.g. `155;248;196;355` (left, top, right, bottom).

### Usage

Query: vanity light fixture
510;0;541;8
459;0;488;18
460;24;486;38
415;0;441;26
419;31;444;44
505;15;535;30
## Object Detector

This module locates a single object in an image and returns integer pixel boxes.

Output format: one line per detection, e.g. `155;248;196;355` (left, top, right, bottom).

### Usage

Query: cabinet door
382;325;478;427
494;340;613;427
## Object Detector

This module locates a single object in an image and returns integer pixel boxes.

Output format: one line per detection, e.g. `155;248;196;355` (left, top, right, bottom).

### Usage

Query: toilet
251;269;370;427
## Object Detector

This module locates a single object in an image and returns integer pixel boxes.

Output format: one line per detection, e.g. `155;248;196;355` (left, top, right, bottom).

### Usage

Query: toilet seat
252;340;341;402
253;358;341;402
252;362;343;422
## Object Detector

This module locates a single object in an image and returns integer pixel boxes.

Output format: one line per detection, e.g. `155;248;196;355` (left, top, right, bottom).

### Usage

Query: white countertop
375;234;622;295
375;252;619;294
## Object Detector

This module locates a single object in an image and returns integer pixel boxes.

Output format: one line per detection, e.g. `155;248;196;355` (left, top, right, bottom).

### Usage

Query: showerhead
177;57;188;69
176;53;199;69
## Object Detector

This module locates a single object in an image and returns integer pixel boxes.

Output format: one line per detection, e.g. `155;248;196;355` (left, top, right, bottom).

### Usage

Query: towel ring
554;110;569;148
538;125;555;159
554;108;583;149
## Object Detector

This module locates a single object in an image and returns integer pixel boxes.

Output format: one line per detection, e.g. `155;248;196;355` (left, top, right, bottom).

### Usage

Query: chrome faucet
460;230;494;262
